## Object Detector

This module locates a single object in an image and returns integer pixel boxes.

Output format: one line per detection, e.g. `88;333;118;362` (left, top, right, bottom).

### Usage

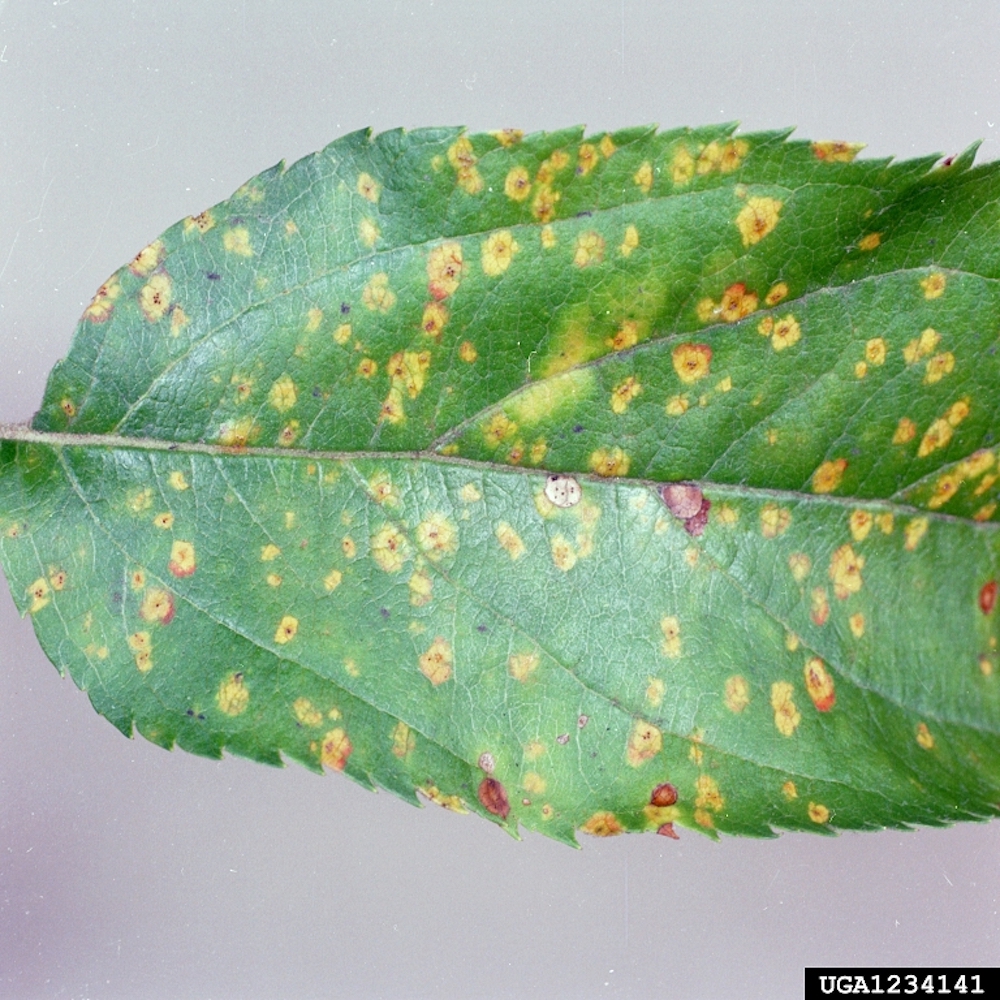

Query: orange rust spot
427;243;464;300
720;283;759;323
760;503;791;539
812;140;863;162
829;544;864;599
531;184;560;223
808;802;831;823
915;722;935;750
736;196;782;246
810;586;830;626
979;580;997;615
321;728;353;770
168;540;196;578
695;774;724;812
849;612;865;638
921;272;946;299
672;343;712;383
804;657;836;711
581;811;623;837
626;720;662;767
858;232;881;251
139;588;175;625
477;777;510;819
274;615;298;645
812;458;847;494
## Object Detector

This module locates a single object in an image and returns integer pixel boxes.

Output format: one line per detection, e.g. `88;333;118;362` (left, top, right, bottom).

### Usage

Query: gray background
2;2;999;997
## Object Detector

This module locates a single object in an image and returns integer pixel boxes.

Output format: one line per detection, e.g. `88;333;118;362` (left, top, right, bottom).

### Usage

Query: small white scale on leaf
544;474;582;508
660;481;711;537
478;752;496;774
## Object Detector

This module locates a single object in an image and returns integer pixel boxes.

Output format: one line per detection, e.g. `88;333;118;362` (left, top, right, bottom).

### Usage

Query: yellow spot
771;315;801;352
719;139;749;173
672;343;712;384
860;340;887;370
980;654;996;676
391;721;416;759
892;417;917;445
504;650;541;683
495;522;525;560
420;302;449;340
344;659;360;678
83;276;122;323
808;802;831;824
665;395;689;416
217;417;260;448
342;537;356;559
918;418;953;458
184;210;215;235
724;675;750;713
217;673;249;716
847;510;873;542
130;568;147;591
921;272;946;299
129;239;164;277
492;128;523;147
610;376;642;414
537;149;570;183
715;376;733;394
782;781;798;800
903;517;929;551
323;569;343;592
231;375;254;403
504;165;532;202
139;273;172;323
764;282;789;307
408;568;433;607
760;503;791;539
717;504;739;526
481;230;519;276
460;483;483;504
904;327;941;364
849;612;865;638
529;439;548;464
929;472;961;510
915;722;935;750
139;588;175;625
588;447;629;477
522;772;546;795
858;233;881;251
532;184;560;223
829;544;864;600
660;615;682;658
785;631;800;652
616;224;641;259
736;196;782;246
811;140;863;162
811;587;830;626
126;487;154;514
550;534;577;572
285;220;298;236
812;458;847;494
458;341;478;363
758;316;774;338
720;283;758;322
358;217;380;248
320;728;353;771
46;567;67;592
581;812;623;837
938;407;968;441
168;540;196;578
415;514;458;562
626;720;662;767
975;473;998;496
959;449;994;479
771;681;801;737
788;552;811;583
804;657;836;712
975;503;997;521
26;577;50;613
379;387;405;425
540;224;557;249
261;544;281;562
293;698;323;727
153;512;174;530
695;774;724;813
274;615;298;645
356;357;377;379
697;141;723;174
268;375;298;413
356;171;381;203
646;677;665;707
388;350;431;399
427;243;464;299
482;412;517;448
266;573;282;587
362;272;396;312
333;322;352;345
419;637;453;686
168;304;189;336
223;227;253;256
924;352;955;385
573;230;606;268
447;135;483;194
371;525;410;573
633;160;653;193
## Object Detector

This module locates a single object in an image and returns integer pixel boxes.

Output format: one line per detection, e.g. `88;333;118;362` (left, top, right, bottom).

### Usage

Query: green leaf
3;124;1000;845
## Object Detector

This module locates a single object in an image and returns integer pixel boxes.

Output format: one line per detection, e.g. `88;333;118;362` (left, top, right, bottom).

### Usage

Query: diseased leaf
3;124;1000;844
